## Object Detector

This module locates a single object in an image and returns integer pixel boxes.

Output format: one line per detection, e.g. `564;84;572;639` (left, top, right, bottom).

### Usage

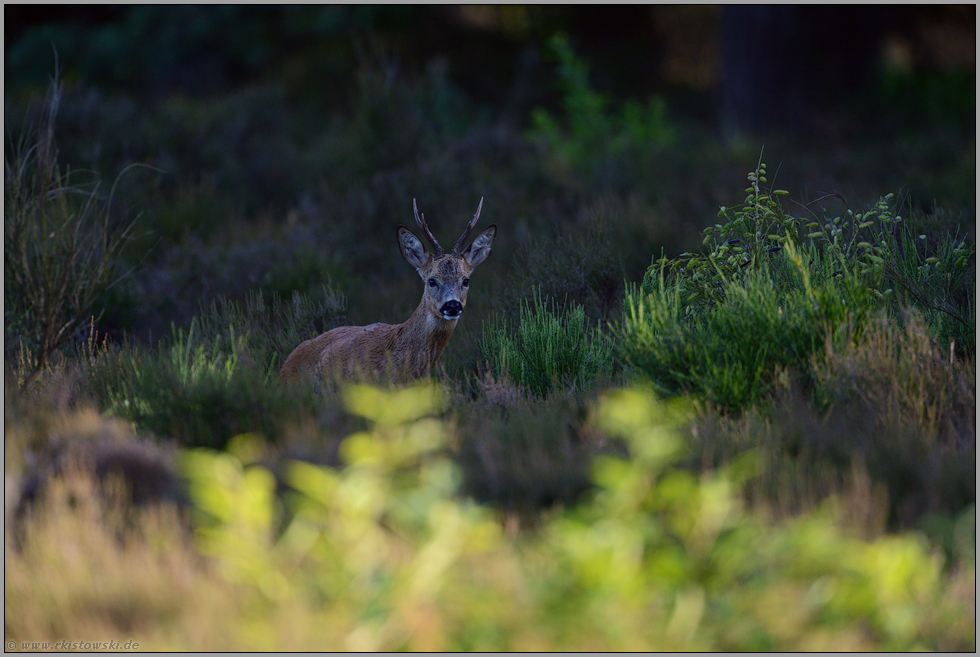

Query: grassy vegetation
5;31;975;651
481;287;613;398
4;78;142;388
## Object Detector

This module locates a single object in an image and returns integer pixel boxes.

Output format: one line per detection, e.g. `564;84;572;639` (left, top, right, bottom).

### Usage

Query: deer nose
440;300;463;319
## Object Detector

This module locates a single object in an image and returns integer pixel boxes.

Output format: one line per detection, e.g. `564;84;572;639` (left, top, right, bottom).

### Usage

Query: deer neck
396;299;458;375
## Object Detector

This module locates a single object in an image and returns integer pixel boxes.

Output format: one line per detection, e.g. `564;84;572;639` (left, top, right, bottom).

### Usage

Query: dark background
6;5;976;139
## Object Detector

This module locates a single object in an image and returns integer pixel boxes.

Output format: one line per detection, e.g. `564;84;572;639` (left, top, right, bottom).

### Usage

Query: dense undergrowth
5;33;975;651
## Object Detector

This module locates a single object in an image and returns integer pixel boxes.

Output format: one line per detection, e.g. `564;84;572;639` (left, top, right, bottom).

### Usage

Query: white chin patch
442;312;461;321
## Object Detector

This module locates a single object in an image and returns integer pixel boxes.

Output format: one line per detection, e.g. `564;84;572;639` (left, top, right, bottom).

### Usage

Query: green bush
92;323;279;449
619;160;975;410
649;160;972;328
620;257;872;411
481;288;612;397
170;384;974;651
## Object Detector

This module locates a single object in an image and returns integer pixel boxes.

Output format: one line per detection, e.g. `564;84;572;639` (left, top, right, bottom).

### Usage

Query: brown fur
280;306;457;382
281;201;496;386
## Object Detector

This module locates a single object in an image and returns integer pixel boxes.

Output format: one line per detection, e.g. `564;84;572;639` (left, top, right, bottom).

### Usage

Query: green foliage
170;384;974;651
620;260;870;411
529;34;674;168
654;160;974;346
481;288;612;397
650;160;878;311
620;159;975;410
183;383;510;651
541;387;970;651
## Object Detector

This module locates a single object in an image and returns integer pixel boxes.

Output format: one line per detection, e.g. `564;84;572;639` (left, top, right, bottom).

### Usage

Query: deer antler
413;198;444;256
451;197;484;255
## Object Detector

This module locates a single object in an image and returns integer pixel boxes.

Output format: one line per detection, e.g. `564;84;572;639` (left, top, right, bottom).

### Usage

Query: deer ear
397;225;429;270
463;224;495;269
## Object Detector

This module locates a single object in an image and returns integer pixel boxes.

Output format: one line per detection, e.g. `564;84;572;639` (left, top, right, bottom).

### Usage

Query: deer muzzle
440;300;463;320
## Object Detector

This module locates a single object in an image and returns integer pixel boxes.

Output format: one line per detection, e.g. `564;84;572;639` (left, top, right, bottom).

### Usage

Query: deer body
281;199;495;384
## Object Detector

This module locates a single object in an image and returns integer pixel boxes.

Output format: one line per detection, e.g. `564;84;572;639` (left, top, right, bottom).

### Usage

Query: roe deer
280;198;495;385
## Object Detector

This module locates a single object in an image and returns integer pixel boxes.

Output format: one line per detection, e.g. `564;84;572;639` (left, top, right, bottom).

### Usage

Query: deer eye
462;277;469;288
427;278;437;288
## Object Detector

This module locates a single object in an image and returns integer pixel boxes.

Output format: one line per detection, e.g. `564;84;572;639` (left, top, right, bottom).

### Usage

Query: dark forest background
7;5;976;138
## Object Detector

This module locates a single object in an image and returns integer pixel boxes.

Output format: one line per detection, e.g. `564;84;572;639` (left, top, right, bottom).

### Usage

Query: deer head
396;197;496;322
280;198;497;384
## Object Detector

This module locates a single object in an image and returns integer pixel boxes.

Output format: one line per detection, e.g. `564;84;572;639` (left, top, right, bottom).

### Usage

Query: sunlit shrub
172;384;974;651
5;384;974;650
537;389;971;650
182;382;510;650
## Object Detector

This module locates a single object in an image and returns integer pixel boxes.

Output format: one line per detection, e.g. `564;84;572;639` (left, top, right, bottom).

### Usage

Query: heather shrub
455;388;596;514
